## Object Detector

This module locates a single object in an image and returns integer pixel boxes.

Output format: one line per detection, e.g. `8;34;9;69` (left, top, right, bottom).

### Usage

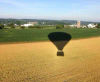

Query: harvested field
0;37;100;82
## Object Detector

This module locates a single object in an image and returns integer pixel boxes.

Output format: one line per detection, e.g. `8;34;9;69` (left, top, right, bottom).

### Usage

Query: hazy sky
0;0;100;21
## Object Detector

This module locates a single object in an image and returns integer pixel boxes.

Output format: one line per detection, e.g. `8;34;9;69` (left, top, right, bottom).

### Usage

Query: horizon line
0;17;100;22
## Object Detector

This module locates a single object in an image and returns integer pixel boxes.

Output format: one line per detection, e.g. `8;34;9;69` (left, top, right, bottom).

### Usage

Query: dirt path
0;37;100;82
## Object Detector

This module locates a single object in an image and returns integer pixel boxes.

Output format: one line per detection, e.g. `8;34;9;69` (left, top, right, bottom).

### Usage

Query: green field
0;28;100;43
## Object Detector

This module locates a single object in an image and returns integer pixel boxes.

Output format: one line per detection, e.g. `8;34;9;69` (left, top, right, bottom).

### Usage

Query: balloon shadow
48;32;72;56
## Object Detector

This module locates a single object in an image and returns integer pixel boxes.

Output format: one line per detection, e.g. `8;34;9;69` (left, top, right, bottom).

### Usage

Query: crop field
0;28;100;43
0;37;100;82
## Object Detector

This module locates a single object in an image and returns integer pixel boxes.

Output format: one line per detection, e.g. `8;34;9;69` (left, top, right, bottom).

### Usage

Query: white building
4;24;6;26
28;22;38;26
69;25;77;27
87;24;96;28
21;24;33;27
14;24;18;26
21;22;38;27
68;21;81;28
82;25;87;28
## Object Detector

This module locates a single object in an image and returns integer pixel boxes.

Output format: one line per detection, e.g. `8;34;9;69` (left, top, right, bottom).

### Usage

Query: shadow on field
48;32;72;56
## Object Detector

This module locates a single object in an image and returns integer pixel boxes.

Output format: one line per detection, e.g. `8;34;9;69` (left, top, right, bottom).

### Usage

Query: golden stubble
0;37;100;82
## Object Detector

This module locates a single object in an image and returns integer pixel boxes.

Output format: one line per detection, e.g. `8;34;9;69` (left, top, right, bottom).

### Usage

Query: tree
97;23;100;28
34;25;43;29
21;26;25;29
56;24;64;29
28;26;34;28
16;21;21;26
0;24;4;29
7;23;15;28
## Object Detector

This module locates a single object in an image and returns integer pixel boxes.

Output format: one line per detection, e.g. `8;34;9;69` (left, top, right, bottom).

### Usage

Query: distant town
0;19;100;29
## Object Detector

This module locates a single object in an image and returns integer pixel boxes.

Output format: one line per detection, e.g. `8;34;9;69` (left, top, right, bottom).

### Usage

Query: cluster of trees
97;24;100;28
0;24;4;29
56;24;64;29
7;23;16;28
0;19;100;30
11;24;65;29
20;25;43;29
0;19;27;25
0;23;17;29
0;19;70;26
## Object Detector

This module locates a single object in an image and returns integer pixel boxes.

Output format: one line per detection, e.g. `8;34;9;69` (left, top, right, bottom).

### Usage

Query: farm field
0;37;100;82
0;28;100;43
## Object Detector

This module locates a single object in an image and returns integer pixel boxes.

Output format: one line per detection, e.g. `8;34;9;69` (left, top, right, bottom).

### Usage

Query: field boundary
0;36;100;45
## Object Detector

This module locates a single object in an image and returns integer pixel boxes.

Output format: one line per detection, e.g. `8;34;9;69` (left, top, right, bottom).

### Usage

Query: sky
0;0;100;22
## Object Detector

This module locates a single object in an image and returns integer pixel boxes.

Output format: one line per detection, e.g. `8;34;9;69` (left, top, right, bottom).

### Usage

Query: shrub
34;25;43;29
56;24;64;29
0;24;4;29
7;23;15;28
97;24;100;28
21;26;25;29
28;26;34;28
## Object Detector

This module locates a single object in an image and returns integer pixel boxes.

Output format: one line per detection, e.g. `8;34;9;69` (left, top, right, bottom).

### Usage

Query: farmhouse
87;24;96;28
28;22;38;26
21;22;38;27
21;24;33;27
69;25;77;27
81;25;87;28
68;21;81;28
